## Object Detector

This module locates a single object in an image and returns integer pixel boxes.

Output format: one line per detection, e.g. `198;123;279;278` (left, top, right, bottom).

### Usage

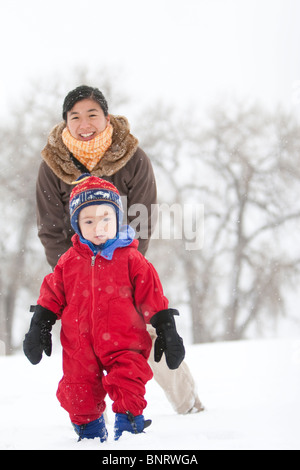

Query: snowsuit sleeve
37;262;66;319
130;256;169;323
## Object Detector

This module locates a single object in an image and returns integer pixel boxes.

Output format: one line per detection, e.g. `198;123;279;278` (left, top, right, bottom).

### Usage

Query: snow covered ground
1;338;300;451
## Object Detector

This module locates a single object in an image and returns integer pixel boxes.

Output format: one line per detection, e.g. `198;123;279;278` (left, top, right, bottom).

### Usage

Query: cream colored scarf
62;124;113;171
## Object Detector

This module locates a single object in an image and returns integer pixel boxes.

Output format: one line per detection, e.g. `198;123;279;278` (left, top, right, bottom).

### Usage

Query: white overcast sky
1;0;300;116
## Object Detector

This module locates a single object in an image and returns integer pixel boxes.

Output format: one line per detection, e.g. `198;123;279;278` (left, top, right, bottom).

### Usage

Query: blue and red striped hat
69;174;123;235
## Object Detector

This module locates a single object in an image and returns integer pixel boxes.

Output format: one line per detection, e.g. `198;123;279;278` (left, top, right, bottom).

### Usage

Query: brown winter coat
37;115;157;269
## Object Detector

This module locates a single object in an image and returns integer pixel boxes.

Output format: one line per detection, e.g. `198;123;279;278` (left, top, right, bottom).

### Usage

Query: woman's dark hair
62;85;109;121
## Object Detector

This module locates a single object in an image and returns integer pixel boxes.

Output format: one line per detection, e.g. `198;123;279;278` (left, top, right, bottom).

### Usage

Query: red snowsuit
37;234;168;425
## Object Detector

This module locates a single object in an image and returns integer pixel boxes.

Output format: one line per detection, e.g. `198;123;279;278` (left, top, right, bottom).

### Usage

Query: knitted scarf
62;124;113;171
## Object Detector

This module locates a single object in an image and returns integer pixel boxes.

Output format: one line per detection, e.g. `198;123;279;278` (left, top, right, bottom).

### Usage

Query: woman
36;85;203;415
37;86;156;268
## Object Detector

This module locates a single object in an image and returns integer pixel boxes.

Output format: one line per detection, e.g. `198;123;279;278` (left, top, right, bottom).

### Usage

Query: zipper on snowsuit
90;255;98;341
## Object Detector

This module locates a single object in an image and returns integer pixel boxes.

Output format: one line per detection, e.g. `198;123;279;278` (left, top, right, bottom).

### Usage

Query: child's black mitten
150;309;185;370
23;305;57;365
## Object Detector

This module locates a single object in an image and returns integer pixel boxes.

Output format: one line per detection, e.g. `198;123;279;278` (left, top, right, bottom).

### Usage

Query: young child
23;174;185;443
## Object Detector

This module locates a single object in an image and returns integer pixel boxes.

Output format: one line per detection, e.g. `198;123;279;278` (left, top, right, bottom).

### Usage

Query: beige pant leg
147;325;199;414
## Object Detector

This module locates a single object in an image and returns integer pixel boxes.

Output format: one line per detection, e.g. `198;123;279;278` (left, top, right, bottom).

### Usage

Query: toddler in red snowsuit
23;175;185;442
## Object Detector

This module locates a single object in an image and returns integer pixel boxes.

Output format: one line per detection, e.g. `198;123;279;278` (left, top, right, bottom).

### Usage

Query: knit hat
69;174;123;236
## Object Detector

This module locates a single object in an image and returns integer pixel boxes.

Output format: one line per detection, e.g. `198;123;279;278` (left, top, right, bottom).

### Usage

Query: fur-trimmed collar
41;115;139;184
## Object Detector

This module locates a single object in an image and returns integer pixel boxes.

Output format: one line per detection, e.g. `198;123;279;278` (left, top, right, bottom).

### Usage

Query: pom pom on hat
69;174;123;236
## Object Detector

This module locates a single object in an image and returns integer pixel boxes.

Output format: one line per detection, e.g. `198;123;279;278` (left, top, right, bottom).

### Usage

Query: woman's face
66;98;110;142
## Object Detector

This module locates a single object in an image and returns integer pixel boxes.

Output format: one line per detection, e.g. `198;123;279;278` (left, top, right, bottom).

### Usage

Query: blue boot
114;411;152;441
72;415;108;443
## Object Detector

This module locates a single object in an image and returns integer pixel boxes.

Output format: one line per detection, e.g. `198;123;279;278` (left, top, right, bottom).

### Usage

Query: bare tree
196;102;300;340
0;89;57;354
138;101;300;342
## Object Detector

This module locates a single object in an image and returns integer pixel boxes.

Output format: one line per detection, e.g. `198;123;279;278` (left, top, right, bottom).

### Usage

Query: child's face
78;204;117;245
